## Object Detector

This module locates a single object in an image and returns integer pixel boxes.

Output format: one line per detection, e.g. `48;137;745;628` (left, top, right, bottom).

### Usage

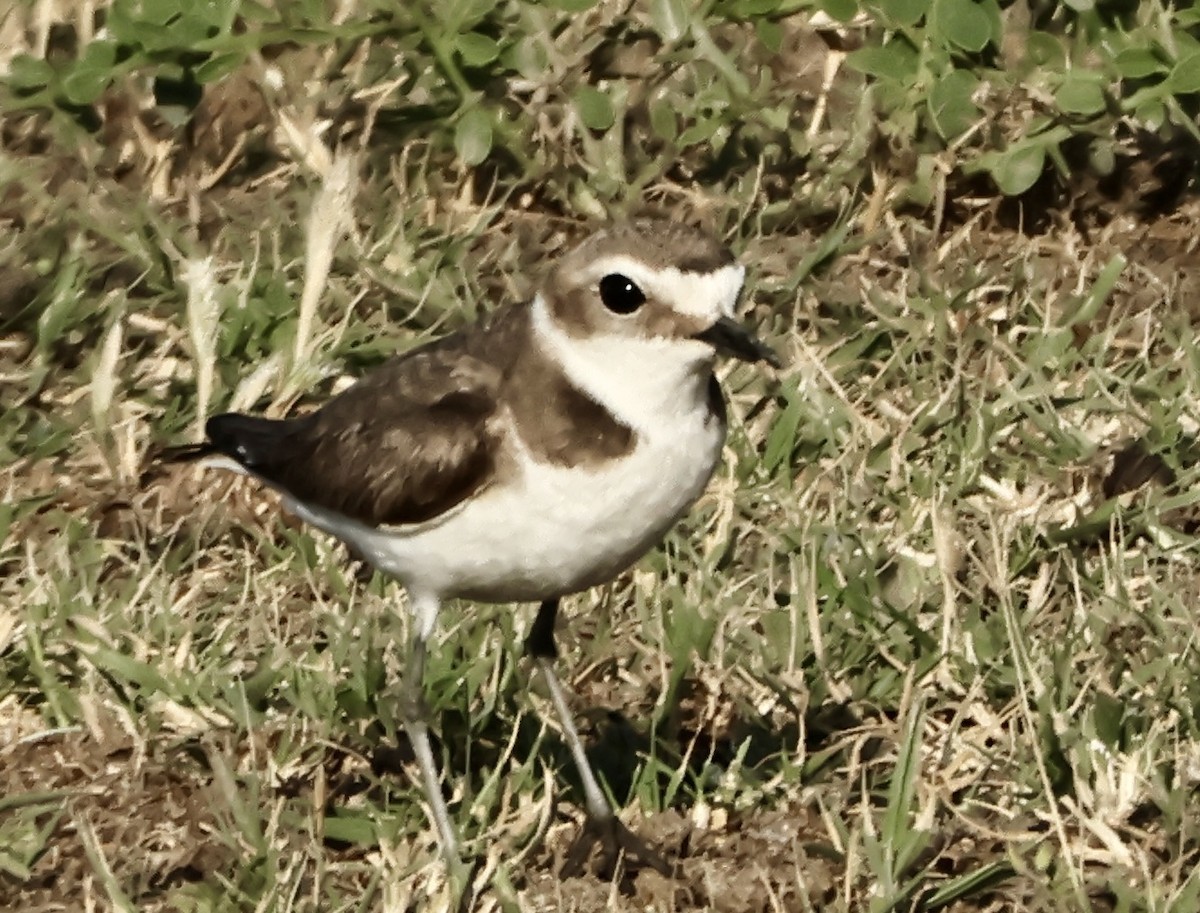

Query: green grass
4;0;1200;910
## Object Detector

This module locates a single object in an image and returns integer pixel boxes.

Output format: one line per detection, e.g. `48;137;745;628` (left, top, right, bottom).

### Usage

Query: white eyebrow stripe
581;255;746;320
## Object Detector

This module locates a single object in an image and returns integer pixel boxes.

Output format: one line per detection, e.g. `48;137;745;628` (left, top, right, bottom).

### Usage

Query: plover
172;220;780;876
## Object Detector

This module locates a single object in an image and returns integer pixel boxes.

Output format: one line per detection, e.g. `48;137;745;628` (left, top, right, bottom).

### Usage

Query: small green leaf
1055;72;1106;115
932;0;994;53
1171;29;1200;57
650;0;689;43
1092;693;1125;748
1167;51;1200;94
6;55;56;90
1024;31;1065;67
649;99;677;142
755;18;783;53
722;0;781;14
985;143;1046;196
104;1;137;42
878;0;928;26
114;16;175;51
1088;137;1116;175
238;0;282;22
1113;47;1166;79
138;0;184;26
677;117;718;146
456;32;500;67
192;0;238;29
193;52;244;84
846;41;919;81
61;39;119;105
1133;98;1166;129
574;85;615;131
928;68;979;140
323;812;379;846
501;36;547;79
166;11;216;44
454;107;492;165
818;0;859;21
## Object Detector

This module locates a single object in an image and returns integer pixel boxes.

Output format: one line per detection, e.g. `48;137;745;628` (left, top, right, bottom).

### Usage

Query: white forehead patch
583;255;745;320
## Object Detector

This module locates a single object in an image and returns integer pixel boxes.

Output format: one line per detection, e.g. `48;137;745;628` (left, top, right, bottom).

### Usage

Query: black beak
694;316;783;368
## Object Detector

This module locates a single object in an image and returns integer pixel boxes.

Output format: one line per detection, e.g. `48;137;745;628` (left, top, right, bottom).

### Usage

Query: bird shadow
339;668;870;845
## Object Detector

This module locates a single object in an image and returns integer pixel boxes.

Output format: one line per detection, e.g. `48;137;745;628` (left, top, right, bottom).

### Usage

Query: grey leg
401;593;469;885
527;599;671;877
401;634;460;859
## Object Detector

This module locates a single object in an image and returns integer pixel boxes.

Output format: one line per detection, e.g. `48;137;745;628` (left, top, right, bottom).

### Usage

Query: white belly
287;413;725;603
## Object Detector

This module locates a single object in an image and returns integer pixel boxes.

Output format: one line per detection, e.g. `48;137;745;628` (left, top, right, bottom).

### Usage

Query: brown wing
205;312;523;526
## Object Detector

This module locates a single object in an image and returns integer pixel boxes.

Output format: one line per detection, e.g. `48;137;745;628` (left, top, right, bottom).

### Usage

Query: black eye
598;273;646;314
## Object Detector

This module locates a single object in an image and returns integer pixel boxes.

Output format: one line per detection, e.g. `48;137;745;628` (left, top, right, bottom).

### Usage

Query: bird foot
560;814;672;879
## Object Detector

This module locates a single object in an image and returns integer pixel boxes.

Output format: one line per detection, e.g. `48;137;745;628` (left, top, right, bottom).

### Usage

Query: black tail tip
152;413;246;466
203;412;293;469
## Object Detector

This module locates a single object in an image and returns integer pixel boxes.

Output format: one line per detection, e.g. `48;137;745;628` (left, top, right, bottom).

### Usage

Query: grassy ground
4;1;1200;911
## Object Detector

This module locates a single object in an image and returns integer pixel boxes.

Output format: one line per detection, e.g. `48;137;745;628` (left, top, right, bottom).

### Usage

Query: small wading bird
170;221;780;876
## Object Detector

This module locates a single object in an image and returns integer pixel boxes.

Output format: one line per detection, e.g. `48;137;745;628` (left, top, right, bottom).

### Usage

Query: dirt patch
523;804;1025;913
525;806;839;912
0;728;226;911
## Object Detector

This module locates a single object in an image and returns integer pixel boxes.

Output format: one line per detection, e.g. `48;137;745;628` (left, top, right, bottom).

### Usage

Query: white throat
529;293;713;431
